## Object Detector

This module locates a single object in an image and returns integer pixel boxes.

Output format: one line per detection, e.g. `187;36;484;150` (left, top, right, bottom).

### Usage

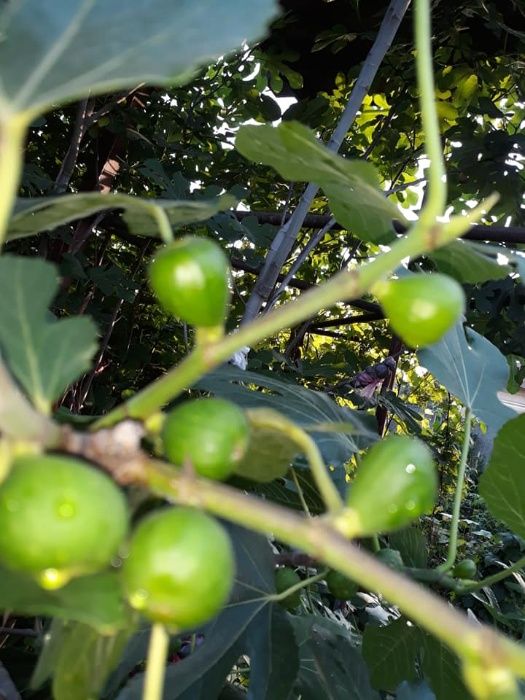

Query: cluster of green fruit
0;453;235;629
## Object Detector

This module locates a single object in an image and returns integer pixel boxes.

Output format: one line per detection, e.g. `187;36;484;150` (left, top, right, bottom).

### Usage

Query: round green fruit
275;567;302;610
162;397;249;481
453;558;477;579
375;273;465;348
122;507;234;628
337;435;437;537
0;454;128;589
326;570;358;600
148;236;230;328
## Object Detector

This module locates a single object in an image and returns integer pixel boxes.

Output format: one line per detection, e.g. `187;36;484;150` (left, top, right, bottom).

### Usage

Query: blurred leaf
421;635;472;700
9;193;234;241
396;680;436;699
0;255;97;412
479;414;525;539
0;0;278;117
235;122;399;243
363;618;422;691
389;528;429;569
429;240;509;284
418;324;515;437
291;616;380;699
0;567;129;633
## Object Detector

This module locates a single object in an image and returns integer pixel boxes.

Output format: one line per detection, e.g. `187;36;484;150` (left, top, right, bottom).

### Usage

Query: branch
241;0;412;323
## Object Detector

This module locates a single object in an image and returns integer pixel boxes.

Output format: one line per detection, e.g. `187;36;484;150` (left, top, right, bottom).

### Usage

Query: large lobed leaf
418;323;515;437
0;255;97;413
236;122;400;243
0;0;278;118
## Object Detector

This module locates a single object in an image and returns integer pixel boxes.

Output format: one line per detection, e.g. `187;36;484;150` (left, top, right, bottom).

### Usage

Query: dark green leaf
0;255;97;412
292;616;380;700
422;635;472;700
235;122;399;243
0;0;278;116
479;414;525;539
418;324;515;437
9;193;234;241
362;618;422;691
389;528;429;569
429;240;509;284
0;567;129;633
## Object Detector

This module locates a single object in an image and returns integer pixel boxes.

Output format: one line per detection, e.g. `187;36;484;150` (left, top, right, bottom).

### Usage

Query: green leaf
0;0;278;117
235;122;399;243
389;527;429;569
8;193;235;241
0;255;97;412
422;635;473;700
418;323;515;437
479;414;525;539
362;618;422;691
234;424;298;482
291;616;380;700
0;567;129;633
429;240;509;284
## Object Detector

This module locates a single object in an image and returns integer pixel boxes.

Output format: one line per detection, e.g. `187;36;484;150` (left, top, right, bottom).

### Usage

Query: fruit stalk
141;459;525;678
144;623;170;700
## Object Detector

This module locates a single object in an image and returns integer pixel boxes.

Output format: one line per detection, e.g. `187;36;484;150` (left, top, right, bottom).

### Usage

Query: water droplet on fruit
56;500;76;519
405;500;416;511
405;463;416;474
5;499;19;512
129;589;149;610
37;568;70;590
388;504;399;514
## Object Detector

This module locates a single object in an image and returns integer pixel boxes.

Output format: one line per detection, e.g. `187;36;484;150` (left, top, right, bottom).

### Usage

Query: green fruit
162;398;250;481
375;273;465;347
148;236;230;328
453;558;477;579
275;567;302;610
326;570;358;600
0;454;128;589
122;507;234;628
337;435;437;537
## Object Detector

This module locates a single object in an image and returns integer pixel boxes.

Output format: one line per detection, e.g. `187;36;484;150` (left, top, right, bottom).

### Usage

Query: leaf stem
437;407;472;573
144;623;169;700
0;117;28;250
246;408;343;515
414;0;447;226
150;206;174;245
141;459;525;678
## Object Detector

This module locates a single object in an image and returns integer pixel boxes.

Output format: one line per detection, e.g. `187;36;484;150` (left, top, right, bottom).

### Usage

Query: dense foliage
0;1;525;699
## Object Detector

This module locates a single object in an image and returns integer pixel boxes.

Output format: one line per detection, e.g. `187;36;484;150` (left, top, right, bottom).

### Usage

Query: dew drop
129;589;149;610
405;463;416;474
405;500;416;511
388;504;399;514
37;568;70;590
